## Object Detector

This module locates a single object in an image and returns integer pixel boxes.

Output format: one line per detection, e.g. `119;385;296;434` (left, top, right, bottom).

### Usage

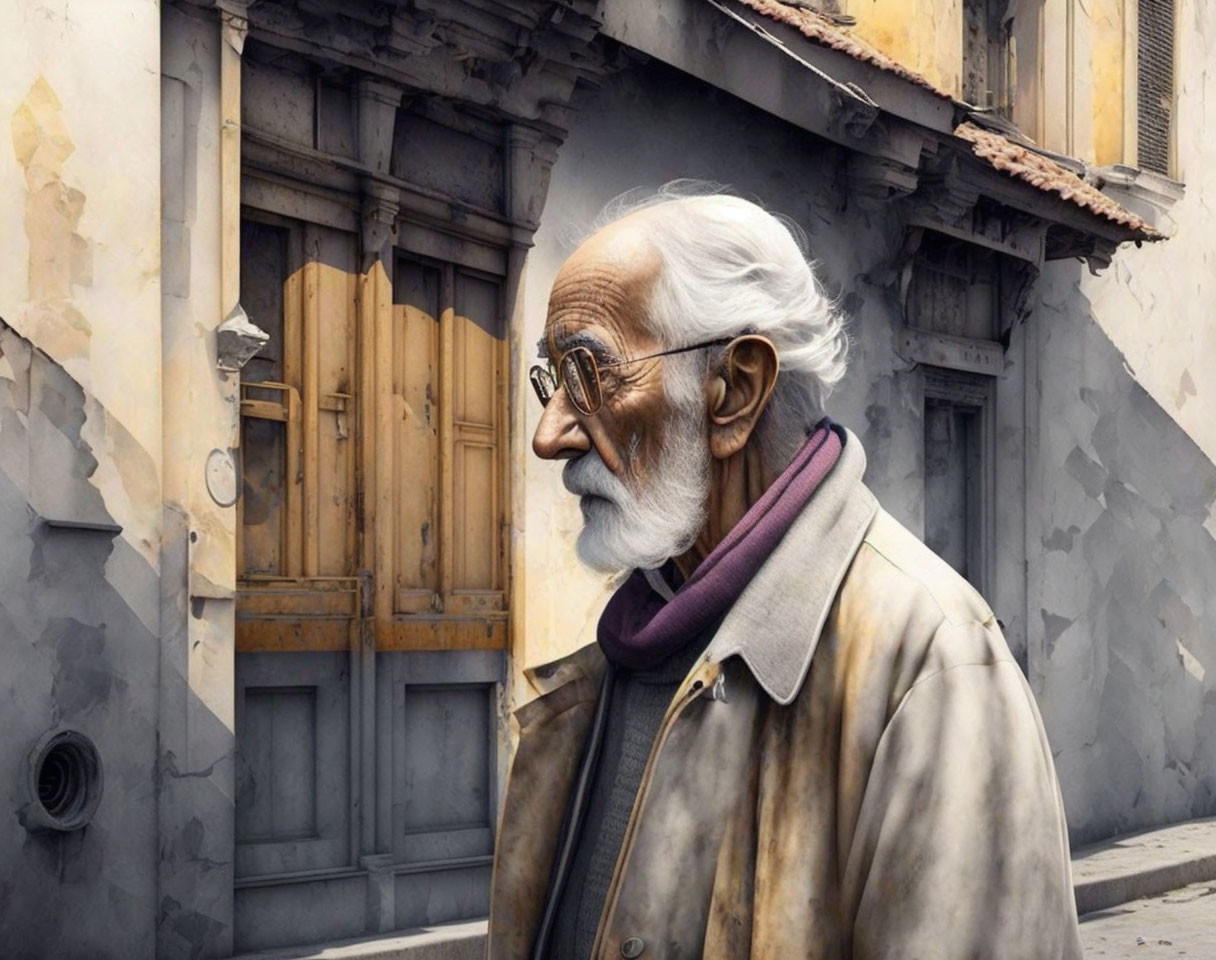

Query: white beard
561;403;710;574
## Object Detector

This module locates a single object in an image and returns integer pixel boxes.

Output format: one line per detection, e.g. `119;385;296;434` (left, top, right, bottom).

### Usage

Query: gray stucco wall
0;321;159;960
1030;262;1216;845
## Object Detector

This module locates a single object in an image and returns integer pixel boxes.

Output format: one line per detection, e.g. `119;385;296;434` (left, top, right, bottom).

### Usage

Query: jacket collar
523;428;877;706
704;426;877;704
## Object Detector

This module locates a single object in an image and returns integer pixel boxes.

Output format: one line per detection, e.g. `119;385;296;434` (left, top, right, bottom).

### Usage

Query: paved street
1080;880;1216;958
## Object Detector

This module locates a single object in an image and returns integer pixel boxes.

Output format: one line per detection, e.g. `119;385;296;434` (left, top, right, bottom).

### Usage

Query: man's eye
598;367;626;390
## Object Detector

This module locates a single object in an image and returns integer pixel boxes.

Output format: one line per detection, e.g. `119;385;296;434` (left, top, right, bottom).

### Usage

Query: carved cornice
847;153;919;203
243;0;610;139
215;0;252;53
361;184;401;263
911;154;981;227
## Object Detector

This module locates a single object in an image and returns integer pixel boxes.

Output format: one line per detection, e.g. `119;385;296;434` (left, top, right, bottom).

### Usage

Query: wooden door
376;250;507;926
391;253;507;637
233;212;508;949
234;213;362;943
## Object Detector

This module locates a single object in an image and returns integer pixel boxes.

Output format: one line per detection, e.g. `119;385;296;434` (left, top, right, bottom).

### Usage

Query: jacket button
621;938;645;958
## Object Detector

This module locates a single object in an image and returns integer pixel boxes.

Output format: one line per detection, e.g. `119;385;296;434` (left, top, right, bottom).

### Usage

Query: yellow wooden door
388;253;507;649
233;204;510;948
234;213;361;882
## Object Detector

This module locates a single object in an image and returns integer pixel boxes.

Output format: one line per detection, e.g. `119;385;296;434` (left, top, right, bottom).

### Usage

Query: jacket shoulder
826;508;1014;708
852;507;996;629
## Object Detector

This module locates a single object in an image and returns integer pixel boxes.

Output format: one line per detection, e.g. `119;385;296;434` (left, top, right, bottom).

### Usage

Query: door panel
235;652;351;877
309;227;358;578
392;254;507;623
382;650;502;870
393;258;442;614
240;219;296;577
448;269;505;613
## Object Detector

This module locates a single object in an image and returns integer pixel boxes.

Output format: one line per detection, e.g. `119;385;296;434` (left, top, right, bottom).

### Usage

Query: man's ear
706;335;779;460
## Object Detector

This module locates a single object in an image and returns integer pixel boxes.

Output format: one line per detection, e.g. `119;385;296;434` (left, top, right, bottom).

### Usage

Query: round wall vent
24;730;103;833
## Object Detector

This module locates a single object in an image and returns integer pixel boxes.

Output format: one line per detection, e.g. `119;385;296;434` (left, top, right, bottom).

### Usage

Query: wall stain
10;76;92;359
1042;525;1081;552
1176;368;1197;409
46;616;114;719
1064;445;1108;500
1041;609;1075;660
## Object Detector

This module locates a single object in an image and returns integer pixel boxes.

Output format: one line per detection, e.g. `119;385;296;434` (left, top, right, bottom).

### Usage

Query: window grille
1137;0;1174;175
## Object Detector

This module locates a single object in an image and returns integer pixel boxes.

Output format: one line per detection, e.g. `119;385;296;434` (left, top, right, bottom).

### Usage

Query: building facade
0;0;1212;957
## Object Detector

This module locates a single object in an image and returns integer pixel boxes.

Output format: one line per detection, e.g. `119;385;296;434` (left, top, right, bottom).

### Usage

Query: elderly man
488;191;1083;960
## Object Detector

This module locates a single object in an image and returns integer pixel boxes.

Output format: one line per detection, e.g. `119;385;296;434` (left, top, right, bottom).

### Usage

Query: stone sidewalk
1073;816;1216;914
1074;816;1216;958
232;817;1216;959
1080;879;1216;958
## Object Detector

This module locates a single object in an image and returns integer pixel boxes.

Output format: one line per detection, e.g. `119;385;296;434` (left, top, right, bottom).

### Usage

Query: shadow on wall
0;319;234;960
1032;263;1216;846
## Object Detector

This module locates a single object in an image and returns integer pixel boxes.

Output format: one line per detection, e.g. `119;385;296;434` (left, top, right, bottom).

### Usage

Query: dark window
1137;0;1175;175
963;0;1013;115
924;399;983;580
923;369;994;594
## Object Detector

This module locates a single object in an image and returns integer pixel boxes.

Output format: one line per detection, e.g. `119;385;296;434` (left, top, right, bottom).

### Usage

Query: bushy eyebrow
551;329;619;362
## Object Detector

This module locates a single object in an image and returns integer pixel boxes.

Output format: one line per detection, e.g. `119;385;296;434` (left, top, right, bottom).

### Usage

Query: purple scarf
597;420;845;669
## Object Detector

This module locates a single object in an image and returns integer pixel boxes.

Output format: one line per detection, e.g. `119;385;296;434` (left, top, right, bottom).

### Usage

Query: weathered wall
0;2;162;954
1028;265;1216;845
0;325;161;960
516;58;929;681
159;6;239;957
1030;0;1216;844
841;0;964;99
1082;0;1216;466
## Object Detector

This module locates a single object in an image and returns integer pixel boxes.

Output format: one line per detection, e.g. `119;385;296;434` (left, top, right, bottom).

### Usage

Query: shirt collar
704;427;877;704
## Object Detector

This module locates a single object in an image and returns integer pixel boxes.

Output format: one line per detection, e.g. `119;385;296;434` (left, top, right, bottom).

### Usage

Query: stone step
1072;816;1216;915
228;919;487;960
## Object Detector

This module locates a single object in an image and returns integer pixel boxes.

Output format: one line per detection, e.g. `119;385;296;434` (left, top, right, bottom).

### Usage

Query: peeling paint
0;319;159;956
1035;263;1216;844
1176;368;1196;408
1041;610;1076;660
10;76;92;360
1177;640;1205;685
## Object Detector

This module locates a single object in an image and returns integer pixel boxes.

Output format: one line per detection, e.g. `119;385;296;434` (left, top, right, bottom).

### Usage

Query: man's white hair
591;182;849;467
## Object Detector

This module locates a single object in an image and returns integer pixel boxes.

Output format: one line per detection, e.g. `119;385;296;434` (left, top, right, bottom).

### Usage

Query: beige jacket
489;432;1083;960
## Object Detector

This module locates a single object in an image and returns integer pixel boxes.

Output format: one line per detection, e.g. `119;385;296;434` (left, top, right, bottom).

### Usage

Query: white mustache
562;450;630;502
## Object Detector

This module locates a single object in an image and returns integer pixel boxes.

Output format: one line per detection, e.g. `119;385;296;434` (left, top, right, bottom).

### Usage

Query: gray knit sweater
545;631;711;960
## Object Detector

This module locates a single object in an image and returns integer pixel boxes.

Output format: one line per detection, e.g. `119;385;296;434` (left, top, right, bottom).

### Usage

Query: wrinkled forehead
543;221;663;358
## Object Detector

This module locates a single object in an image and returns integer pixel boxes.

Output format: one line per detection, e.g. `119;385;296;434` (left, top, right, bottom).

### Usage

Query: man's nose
532;390;590;460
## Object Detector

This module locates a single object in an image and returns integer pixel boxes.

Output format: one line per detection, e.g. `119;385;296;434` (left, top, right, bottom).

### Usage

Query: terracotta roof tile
953;122;1157;236
724;0;1157;238
730;0;953;99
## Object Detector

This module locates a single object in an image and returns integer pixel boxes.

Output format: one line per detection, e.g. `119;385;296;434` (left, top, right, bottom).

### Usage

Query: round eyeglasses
529;337;735;417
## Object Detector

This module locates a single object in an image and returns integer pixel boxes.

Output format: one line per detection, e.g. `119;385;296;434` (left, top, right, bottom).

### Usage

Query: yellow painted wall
842;0;964;99
0;0;163;567
1091;0;1127;166
162;5;242;733
1082;0;1216;473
